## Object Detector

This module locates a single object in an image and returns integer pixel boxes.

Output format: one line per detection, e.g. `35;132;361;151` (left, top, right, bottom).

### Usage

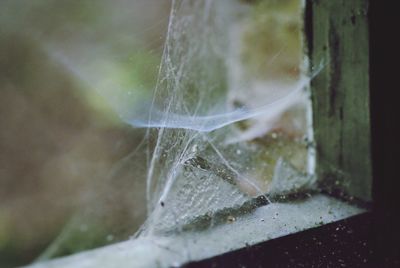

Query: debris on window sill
26;194;365;268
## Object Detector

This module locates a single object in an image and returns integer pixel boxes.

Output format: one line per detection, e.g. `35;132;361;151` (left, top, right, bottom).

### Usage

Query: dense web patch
138;0;316;236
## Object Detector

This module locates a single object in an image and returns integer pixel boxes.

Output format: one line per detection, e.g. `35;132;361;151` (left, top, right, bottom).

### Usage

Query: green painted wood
306;0;371;200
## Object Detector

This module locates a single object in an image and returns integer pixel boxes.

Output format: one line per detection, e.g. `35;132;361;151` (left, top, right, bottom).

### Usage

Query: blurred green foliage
0;1;168;267
241;0;302;79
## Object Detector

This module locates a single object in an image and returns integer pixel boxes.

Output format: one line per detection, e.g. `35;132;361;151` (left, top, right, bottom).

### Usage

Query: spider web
34;0;317;255
137;0;315;236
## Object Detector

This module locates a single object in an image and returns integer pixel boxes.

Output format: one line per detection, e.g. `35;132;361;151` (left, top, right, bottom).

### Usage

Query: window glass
0;0;369;267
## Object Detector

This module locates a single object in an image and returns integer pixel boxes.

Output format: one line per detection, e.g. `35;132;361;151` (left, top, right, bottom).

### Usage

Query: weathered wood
306;0;371;200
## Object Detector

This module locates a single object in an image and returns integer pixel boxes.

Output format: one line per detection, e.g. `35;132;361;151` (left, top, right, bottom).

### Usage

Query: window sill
26;194;365;268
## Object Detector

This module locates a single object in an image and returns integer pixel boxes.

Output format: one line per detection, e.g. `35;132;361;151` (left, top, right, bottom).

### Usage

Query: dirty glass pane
0;0;369;267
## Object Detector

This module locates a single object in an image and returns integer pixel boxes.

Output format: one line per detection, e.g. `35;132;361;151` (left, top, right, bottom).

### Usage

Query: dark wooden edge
369;0;400;265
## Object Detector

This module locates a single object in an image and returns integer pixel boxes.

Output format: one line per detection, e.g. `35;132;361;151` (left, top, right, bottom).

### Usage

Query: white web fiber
139;0;315;236
142;0;257;234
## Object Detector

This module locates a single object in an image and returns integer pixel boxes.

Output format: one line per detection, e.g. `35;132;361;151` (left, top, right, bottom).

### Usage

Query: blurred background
0;1;170;267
